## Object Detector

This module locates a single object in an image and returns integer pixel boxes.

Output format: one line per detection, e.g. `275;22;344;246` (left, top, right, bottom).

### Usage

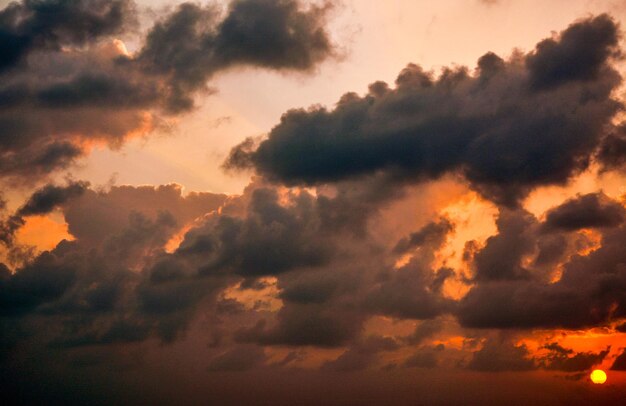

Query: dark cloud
236;305;364;347
215;0;334;70
459;196;626;330
138;0;336;112
471;209;537;281
63;183;226;248
178;187;333;277
611;348;626;370
542;193;625;231
403;345;443;369
207;345;267;372
226;14;622;206
0;249;76;317
393;218;453;254
322;335;398;371
467;338;535;372
1;177;404;359
0;180;89;246
526;14;619;90
0;0;337;181
18;180;89;217
539;343;609;372
597;129;626;171
405;319;445;345
364;258;455;320
0;183;229;354
0;0;136;72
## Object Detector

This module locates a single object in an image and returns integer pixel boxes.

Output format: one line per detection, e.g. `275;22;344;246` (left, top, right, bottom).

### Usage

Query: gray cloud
226;14;622;206
0;0;136;72
539;342;609;372
611;348;626;370
542;192;625;231
467;337;535;372
459;195;626;330
0;0;337;182
138;0;334;113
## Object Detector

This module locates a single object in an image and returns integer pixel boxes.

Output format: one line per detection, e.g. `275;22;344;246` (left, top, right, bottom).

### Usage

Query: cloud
405;319;445;345
178;187;335;278
0;0;338;182
0;182;228;351
471;209;537;281
611;348;626;370
539;343;609;372
458;195;626;330
393;218;453;254
0;0;136;72
403;344;443;369
226;14;622;206
525;14;619;90
321;335;398;371
63;183;226;247
17;181;90;217
597;128;626;171
0;180;89;247
138;0;335;113
207;345;267;372
542;192;625;231
467;337;535;371
236;304;365;347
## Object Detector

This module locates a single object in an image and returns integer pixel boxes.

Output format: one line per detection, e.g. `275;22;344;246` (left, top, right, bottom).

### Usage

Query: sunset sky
1;0;626;404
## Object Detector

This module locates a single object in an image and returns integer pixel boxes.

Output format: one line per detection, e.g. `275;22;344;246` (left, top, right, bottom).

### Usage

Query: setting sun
590;370;608;384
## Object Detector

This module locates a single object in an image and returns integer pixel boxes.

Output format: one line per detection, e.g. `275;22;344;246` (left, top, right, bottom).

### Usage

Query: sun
590;369;607;384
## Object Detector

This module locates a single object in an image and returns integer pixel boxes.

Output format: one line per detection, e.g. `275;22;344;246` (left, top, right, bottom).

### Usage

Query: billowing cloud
226;14;622;206
0;0;337;182
139;0;335;112
459;194;626;330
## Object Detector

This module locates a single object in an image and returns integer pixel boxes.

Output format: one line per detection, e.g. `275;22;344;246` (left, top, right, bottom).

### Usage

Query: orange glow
524;165;626;218
164;224;194;253
15;215;73;251
222;277;283;312
438;191;498;300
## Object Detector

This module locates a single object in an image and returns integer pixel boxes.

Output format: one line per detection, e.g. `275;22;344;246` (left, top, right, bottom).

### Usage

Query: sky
1;0;626;404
